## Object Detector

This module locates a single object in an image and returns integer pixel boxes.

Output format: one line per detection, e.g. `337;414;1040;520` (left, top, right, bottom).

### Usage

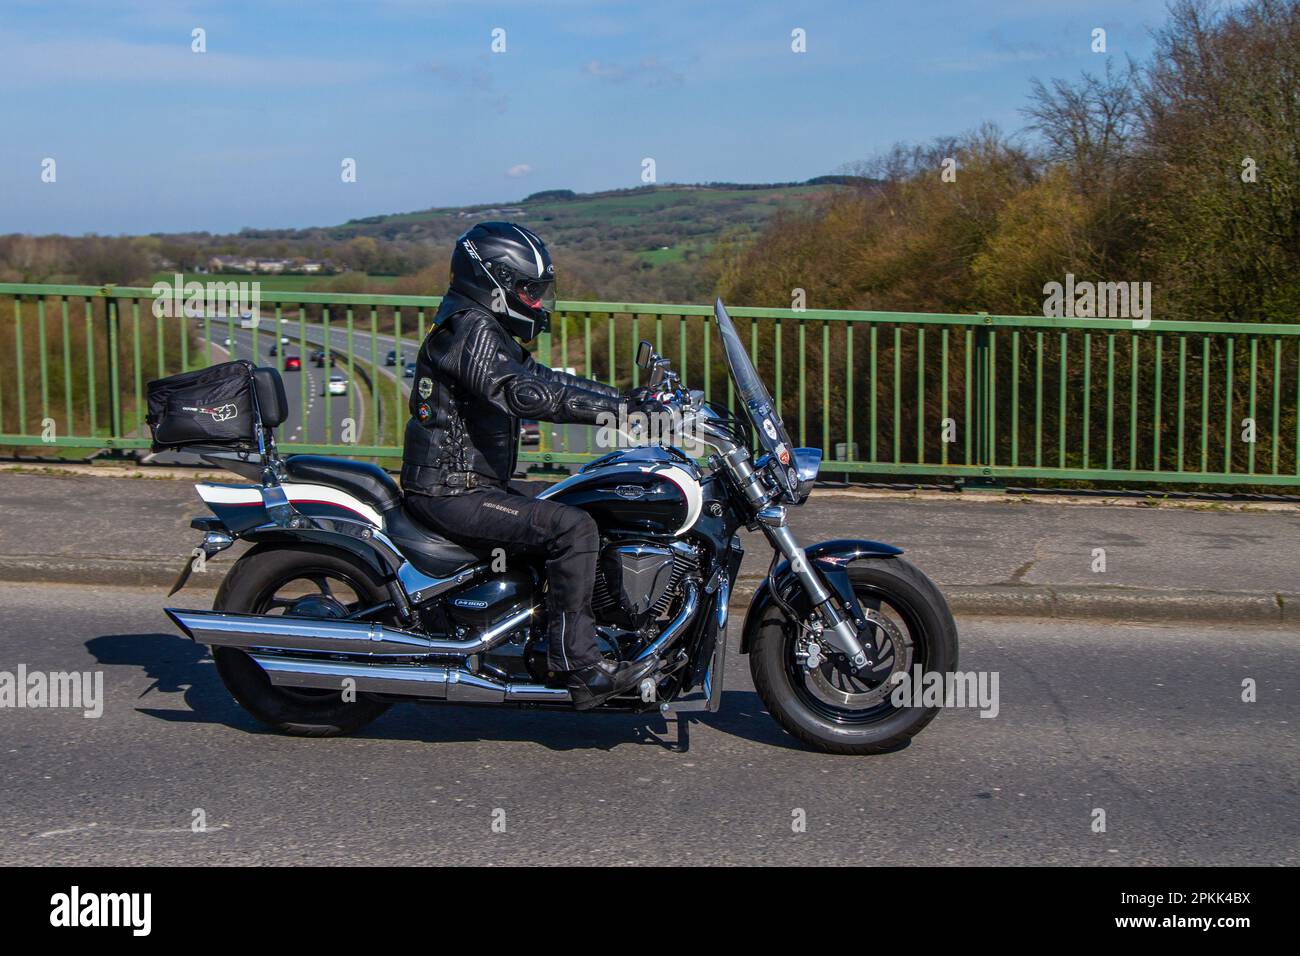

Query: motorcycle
161;299;957;754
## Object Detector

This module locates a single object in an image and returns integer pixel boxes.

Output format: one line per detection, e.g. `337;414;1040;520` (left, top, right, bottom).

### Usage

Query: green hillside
342;183;832;239
3;180;850;305
322;182;840;302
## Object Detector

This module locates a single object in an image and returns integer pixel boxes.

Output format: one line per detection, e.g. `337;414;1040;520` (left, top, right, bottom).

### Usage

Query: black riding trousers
404;488;602;671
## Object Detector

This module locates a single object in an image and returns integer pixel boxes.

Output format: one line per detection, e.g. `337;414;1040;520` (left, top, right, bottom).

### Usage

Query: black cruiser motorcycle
155;300;956;754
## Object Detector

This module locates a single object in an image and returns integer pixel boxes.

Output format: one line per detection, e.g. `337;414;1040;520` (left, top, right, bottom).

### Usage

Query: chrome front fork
758;507;872;669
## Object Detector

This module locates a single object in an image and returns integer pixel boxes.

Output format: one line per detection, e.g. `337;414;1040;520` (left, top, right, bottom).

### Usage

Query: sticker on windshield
762;418;778;441
418;376;433;399
775;442;791;465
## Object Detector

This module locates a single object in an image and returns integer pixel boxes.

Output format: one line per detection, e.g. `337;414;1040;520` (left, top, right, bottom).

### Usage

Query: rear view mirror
635;340;654;370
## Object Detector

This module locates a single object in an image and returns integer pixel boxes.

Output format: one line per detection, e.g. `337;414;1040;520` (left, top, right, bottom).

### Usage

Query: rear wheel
212;544;392;737
750;558;958;755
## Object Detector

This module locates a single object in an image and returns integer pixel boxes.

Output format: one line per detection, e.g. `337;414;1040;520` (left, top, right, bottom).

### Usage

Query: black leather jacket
401;291;622;496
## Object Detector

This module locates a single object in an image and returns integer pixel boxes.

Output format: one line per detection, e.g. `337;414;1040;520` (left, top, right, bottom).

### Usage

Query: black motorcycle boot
567;657;659;711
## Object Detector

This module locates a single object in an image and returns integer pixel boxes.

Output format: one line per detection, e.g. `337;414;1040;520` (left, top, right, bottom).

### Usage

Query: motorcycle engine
593;540;697;631
521;539;700;682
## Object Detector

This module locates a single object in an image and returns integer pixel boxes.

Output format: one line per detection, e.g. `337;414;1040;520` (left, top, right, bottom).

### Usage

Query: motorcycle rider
401;221;660;710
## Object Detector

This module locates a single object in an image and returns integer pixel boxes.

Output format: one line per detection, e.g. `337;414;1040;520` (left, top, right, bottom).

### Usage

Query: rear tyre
212;544;392;737
750;558;958;755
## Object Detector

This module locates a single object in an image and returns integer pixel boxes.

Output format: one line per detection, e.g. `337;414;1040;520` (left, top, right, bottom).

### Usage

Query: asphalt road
178;321;366;449
1;581;1295;866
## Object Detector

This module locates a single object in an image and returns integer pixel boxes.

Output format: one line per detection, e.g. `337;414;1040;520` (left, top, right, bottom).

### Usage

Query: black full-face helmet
449;221;556;340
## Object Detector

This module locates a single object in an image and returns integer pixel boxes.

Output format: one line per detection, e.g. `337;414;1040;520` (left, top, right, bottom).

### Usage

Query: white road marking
37;822;230;838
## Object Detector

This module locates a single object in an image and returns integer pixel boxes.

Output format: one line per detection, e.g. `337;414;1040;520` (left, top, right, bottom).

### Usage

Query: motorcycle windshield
712;298;799;495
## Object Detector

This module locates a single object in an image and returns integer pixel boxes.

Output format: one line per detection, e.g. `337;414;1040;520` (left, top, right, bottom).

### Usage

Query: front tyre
750;558;958;755
211;544;392;737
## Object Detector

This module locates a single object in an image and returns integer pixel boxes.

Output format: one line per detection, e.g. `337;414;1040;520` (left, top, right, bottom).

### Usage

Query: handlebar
629;342;812;510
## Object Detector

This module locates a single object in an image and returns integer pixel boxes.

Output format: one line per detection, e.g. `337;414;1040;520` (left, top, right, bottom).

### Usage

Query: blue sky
0;0;1174;235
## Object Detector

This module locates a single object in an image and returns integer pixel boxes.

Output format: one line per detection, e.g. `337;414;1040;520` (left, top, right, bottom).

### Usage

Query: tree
0;236;67;283
1136;0;1300;323
74;237;151;285
345;236;380;273
1023;59;1141;197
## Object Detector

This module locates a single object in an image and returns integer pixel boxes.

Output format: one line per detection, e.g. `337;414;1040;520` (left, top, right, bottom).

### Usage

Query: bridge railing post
964;315;1001;490
101;288;123;445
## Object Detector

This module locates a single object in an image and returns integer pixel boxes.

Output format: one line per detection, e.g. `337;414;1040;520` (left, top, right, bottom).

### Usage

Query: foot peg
566;656;659;711
639;678;657;703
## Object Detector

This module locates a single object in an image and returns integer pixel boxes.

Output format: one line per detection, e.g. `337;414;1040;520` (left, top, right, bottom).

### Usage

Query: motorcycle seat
283;455;401;512
281;455;486;577
382;504;488;578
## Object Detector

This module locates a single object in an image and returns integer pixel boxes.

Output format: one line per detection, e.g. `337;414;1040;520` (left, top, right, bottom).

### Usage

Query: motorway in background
146;318;366;466
150;313;602;469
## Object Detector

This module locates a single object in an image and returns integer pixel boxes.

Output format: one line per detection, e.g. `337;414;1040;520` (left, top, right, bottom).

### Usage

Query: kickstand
635;709;690;752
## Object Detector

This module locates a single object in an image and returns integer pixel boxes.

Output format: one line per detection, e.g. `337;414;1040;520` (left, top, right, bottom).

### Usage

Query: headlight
793;447;821;501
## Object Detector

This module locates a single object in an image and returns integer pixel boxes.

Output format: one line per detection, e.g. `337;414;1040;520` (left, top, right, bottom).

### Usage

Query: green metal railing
2;282;1299;488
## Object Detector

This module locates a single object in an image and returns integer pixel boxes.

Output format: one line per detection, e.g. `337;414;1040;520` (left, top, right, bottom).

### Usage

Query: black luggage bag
146;360;287;452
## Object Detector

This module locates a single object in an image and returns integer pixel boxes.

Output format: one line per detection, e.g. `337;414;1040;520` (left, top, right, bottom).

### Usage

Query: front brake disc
807;606;913;708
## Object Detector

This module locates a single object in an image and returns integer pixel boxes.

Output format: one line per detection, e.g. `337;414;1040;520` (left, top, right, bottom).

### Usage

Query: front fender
739;539;902;654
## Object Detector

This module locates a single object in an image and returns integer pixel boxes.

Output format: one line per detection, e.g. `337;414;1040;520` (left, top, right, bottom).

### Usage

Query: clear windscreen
712;299;800;499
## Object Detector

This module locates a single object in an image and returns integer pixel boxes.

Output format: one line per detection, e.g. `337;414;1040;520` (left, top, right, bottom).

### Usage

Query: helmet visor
515;277;555;314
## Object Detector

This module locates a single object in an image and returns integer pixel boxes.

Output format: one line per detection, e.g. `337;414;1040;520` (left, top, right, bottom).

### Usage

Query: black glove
620;388;674;443
624;385;673;410
624;385;651;406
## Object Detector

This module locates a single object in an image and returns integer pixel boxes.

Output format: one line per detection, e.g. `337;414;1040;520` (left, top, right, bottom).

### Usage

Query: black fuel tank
539;447;702;538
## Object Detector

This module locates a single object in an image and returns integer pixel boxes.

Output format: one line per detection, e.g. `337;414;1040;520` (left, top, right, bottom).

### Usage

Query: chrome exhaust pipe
167;582;702;705
248;655;571;703
165;605;534;658
633;579;700;662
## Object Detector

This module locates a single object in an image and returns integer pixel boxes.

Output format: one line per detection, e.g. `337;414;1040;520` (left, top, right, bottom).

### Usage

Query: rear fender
194;482;270;534
180;484;404;600
193;480;396;575
739;539;902;654
239;525;404;583
195;481;384;534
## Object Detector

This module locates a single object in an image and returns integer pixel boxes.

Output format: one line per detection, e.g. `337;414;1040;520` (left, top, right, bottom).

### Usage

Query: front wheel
750;558;957;755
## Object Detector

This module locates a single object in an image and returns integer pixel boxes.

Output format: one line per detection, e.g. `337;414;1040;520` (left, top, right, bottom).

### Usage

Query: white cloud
582;56;684;87
506;164;534;178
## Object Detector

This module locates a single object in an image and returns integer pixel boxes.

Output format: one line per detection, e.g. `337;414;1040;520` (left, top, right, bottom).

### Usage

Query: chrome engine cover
595;542;681;630
601;544;675;620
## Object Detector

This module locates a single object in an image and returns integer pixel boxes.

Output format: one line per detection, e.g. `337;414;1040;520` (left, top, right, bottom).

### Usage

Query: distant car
223;336;234;347
283;355;301;371
239;312;257;330
404;362;417;379
385;349;405;366
280;335;291;344
268;343;279;356
520;420;540;445
322;371;348;396
312;350;334;367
